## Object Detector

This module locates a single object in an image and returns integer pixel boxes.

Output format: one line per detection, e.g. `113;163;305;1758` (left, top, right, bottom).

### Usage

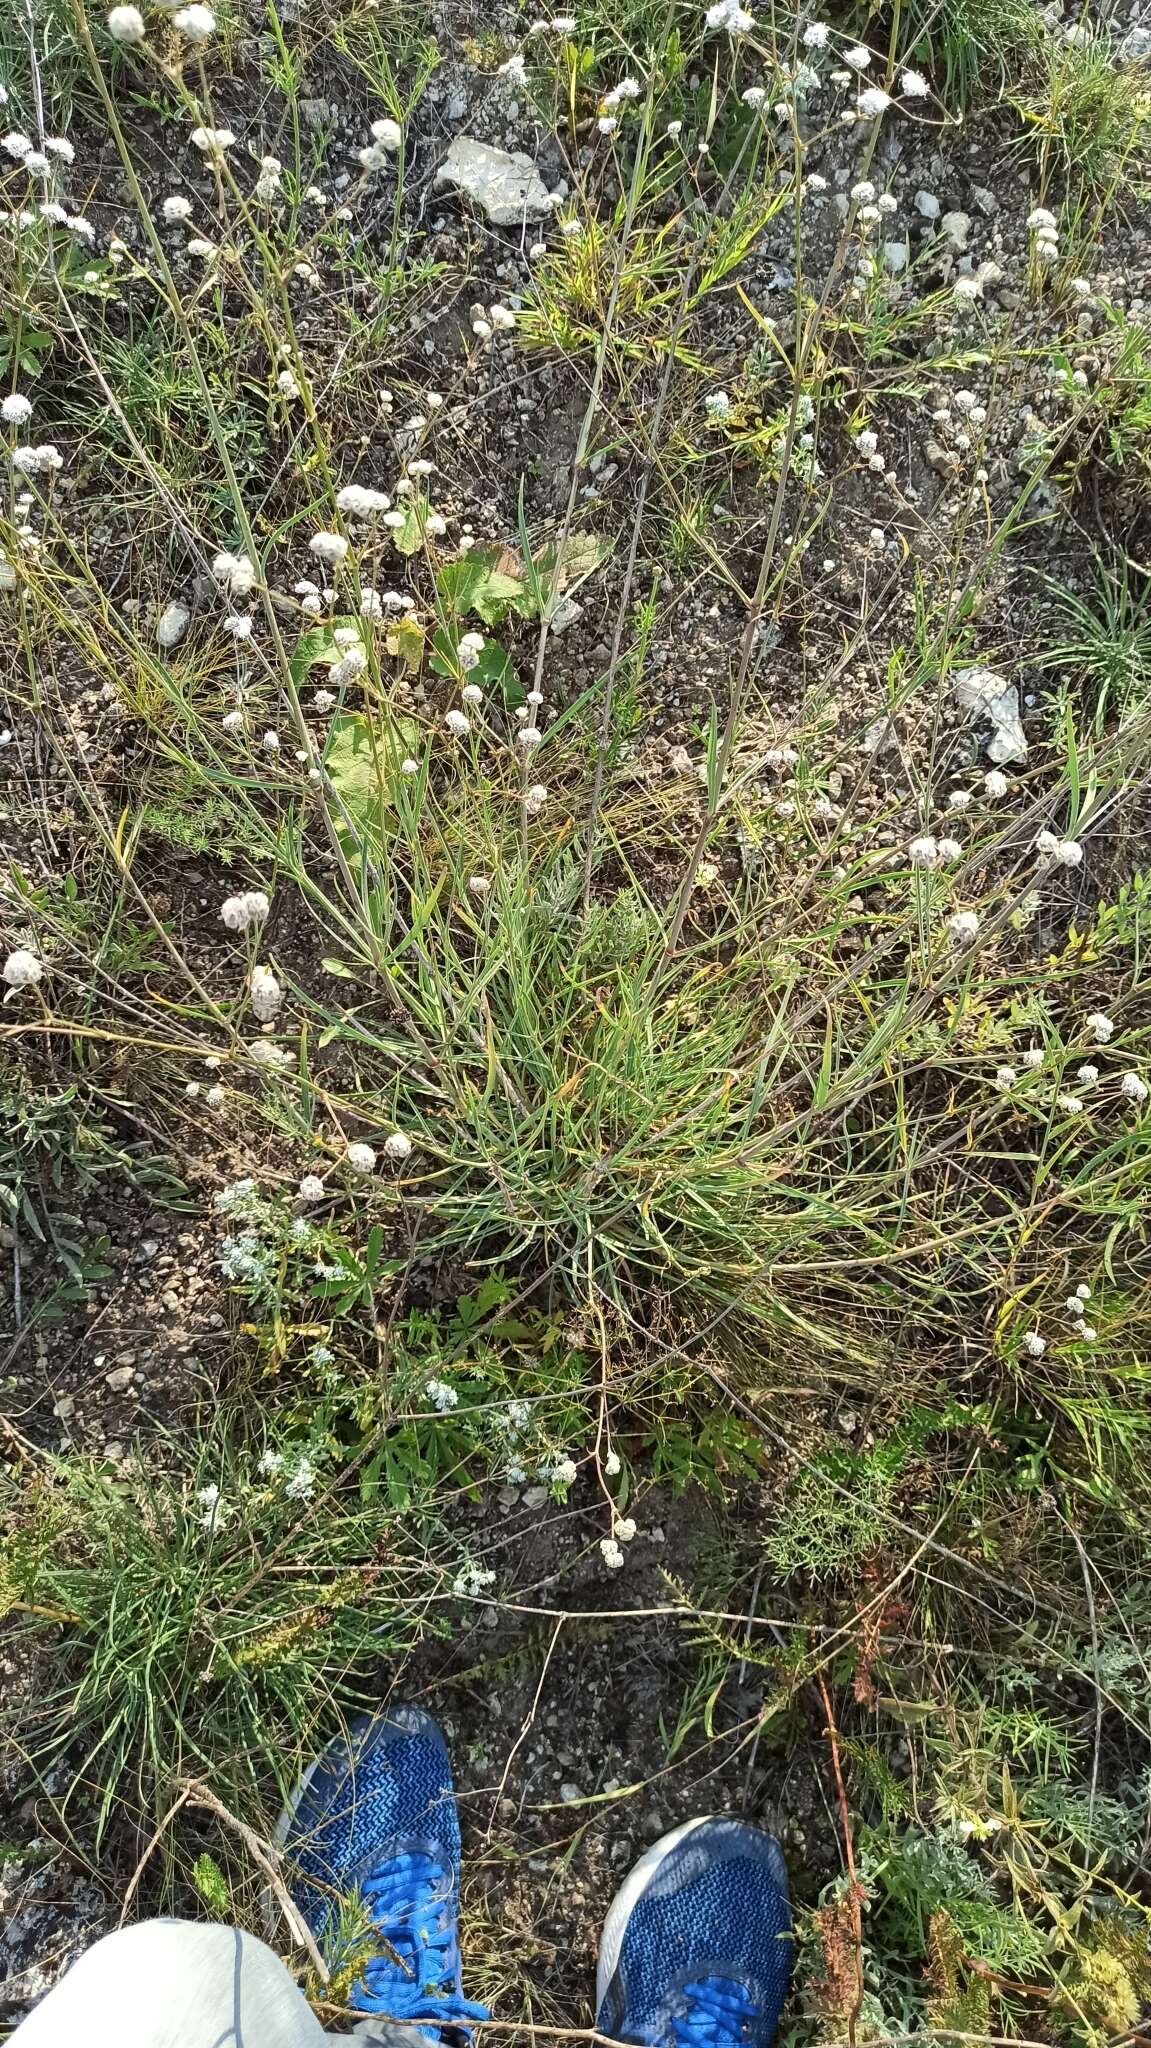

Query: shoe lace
360;1852;490;2031
667;1976;760;2048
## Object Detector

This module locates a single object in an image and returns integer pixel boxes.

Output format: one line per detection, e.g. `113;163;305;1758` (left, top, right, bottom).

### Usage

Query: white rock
952;665;1028;764
547;594;583;632
434;137;551;224
884;239;908;273
915;189;940;219
157;600;190;649
941;210;971;250
105;1365;135;1392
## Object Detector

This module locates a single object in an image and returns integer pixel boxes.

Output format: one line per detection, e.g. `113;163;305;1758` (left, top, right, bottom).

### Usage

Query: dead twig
117;1788;191;1927
816;1675;865;2048
178;1777;329;1985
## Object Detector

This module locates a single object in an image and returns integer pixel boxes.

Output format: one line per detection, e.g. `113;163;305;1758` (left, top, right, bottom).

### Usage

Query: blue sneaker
276;1705;490;2037
596;1816;792;2048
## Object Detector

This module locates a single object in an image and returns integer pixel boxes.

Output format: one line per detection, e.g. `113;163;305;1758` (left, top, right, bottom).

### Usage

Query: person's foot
596;1816;792;2048
276;1705;490;2038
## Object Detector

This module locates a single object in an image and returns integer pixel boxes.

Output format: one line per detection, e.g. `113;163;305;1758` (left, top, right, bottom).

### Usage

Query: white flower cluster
12;443;63;475
190;125;236;157
253;154;281;203
1034;829;1083;868
107;5;146;39
213;550;257;596
3;948;43;990
174;5;215;41
908;834;963;868
452;1560;497;1598
250;964;283;1022
309;529;349;567
359;117;402;172
336;483;392;518
705;0;754;31
1027;205;1060;268
220;889;270;932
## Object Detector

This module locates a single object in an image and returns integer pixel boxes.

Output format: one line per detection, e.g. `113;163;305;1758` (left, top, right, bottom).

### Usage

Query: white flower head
1057;1093;1084;1115
525;783;548;816
899;67;929;95
107;5;146;39
604;1449;621;1476
844;42;871;65
285;1458;316;1501
383;1130;412;1162
704;0;754;29
250;964;283;1022
220;889;270;932
1086;1012;1114;1043
1;394;33;426
444;708;470;737
599;1537;626;1569
857;86;892;115
425;1377;459;1413
1054;839;1083;868
3;948;43;989
947;910;980;944
213;550;257;595
346;1140;377;1173
802;20;830;43
1022;1331;1046;1357
174;4;214;39
1120;1072;1148;1104
298;1174;326;1202
984;769;1009;799
196;1481;225;1531
309;530;349;567
190;125;236;156
995;1067;1016;1089
909;835;938;868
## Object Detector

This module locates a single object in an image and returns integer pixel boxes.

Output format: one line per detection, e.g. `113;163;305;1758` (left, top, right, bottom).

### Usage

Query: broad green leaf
323;708;420;862
386;615;425;672
288;619;363;689
436;544;526;626
393;499;427;556
532;529;614;606
429;627;524;707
